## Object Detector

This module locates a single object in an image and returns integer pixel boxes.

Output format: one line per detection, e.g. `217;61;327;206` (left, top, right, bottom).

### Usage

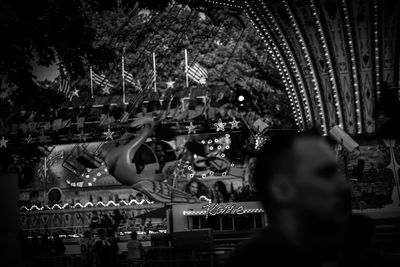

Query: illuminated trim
340;0;363;133
20;199;154;211
373;0;380;99
243;0;304;128
310;0;344;129
283;0;327;134
183;208;264;216
257;0;313;127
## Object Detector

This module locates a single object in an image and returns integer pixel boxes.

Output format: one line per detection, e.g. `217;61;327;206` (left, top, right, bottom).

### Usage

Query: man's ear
269;175;295;205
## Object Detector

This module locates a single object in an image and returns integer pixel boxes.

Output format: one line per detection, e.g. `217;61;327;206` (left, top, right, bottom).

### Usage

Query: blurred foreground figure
225;131;390;267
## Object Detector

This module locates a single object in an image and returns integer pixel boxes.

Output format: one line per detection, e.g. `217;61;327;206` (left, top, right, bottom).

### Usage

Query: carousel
0;0;399;265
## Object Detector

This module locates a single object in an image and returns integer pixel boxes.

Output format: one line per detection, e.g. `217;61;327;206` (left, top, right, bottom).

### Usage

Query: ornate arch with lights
205;0;400;135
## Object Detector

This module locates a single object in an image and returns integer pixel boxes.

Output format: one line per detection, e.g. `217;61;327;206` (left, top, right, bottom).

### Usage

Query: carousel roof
208;0;400;135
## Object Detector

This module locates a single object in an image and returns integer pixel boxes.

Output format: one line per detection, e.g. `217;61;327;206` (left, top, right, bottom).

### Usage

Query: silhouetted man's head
254;131;350;225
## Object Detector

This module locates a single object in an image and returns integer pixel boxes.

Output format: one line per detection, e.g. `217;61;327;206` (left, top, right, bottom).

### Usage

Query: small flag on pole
120;69;155;123
187;62;208;85
59;65;74;99
144;69;155;90
91;69;114;96
92;71;114;88
152;52;157;92
52;118;62;131
123;70;142;91
76;117;85;129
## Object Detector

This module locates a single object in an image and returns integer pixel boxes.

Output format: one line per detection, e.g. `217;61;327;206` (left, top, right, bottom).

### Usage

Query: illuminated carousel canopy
205;0;400;135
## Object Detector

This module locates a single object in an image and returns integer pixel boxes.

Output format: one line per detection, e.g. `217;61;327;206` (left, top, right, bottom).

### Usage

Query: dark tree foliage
0;0;294;128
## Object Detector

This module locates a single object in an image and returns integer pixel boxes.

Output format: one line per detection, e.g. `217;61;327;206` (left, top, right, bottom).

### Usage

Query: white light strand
257;0;313;126
243;1;304;128
204;0;242;10
183;208;264;216
199;195;212;203
373;0;380;99
283;0;327;134
20;199;154;212
250;1;304;127
245;11;298;124
340;0;363;134
310;0;344;128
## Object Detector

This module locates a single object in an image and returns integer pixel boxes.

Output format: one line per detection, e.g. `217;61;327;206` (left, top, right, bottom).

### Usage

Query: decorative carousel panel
243;0;307;128
291;0;339;130
318;0;358;134
381;1;399;84
348;0;376;133
284;0;329;133
271;2;318;128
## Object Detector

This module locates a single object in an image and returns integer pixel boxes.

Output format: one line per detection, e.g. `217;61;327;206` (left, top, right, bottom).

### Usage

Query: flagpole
153;52;157;92
43;156;47;205
185;49;191;120
122;54;126;104
59;66;62;91
185;49;189;88
204;91;209;120
90;66;94;98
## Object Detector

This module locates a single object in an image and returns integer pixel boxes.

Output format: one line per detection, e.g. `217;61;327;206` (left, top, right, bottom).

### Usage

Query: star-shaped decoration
199;77;206;85
70;89;80;100
38;132;47;143
104;125;114;140
78;130;88;142
214;39;223;46
0;136;8;148
0;91;8;99
229;117;240;129
199;12;206;20
186;122;196;134
65;132;75;141
102;86;111;95
166;80;175;89
26;134;33;144
214;119;226;132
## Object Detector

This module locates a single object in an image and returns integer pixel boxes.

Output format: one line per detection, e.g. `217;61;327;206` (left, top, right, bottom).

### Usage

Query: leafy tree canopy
0;0;294;128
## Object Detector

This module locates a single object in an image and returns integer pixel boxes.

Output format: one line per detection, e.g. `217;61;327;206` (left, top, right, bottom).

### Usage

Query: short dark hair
254;130;321;212
130;231;138;240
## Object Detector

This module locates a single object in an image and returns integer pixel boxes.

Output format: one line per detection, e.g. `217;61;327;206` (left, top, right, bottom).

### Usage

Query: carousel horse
101;117;199;203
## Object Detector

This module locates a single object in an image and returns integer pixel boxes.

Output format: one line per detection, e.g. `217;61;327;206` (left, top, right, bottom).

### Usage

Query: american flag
120;70;155;123
123;70;142;91
187;62;208;85
92;71;114;88
143;69;155;90
59;65;73;99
